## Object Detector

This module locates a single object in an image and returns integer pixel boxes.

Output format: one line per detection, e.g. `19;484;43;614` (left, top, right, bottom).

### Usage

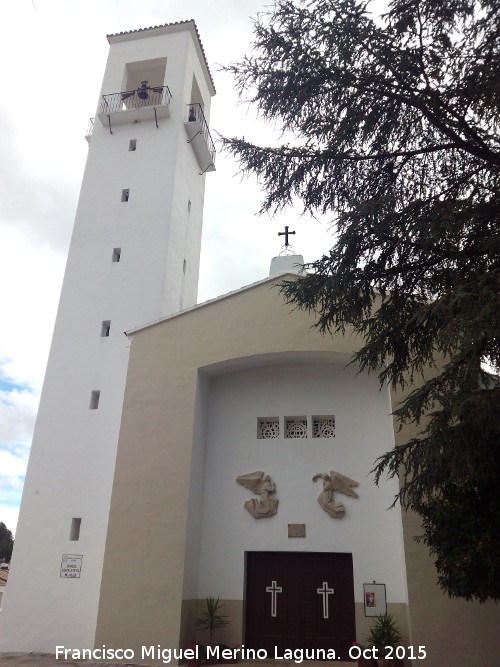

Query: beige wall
95;277;366;658
95;275;499;665
393;385;500;666
401;508;500;666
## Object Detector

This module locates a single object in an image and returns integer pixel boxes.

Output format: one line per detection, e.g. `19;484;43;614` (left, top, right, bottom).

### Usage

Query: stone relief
312;470;359;518
236;471;279;519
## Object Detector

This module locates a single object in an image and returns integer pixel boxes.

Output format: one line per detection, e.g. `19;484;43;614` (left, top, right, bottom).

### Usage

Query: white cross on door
317;581;334;619
266;580;283;617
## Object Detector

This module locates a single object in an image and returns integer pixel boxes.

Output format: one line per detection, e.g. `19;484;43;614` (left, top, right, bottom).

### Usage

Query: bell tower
0;21;215;652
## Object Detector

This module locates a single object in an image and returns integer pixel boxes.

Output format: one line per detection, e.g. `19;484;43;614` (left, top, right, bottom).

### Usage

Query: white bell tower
0;21;215;652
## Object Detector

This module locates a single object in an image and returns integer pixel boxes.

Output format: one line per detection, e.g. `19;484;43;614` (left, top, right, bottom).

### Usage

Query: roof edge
125;271;302;337
106;20;216;96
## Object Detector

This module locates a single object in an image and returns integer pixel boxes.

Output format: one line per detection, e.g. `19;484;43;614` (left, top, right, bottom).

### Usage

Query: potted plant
195;597;230;663
365;614;403;666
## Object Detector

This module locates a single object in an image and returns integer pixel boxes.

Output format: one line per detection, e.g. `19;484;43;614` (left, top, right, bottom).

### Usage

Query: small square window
129;139;137;151
257;417;279;439
313;416;336;438
112;248;121;262
285;417;308;438
121;189;130;202
101;320;111;337
89;390;100;410
69;518;81;541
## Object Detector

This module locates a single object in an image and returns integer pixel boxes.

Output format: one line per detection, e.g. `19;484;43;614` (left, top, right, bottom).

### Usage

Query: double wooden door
245;552;355;661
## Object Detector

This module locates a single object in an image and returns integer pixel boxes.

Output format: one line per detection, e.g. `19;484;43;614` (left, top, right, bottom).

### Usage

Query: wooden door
245;552;355;661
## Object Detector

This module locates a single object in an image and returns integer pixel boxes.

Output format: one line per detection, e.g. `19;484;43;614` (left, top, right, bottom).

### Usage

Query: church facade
0;19;498;667
95;265;498;665
95;267;408;662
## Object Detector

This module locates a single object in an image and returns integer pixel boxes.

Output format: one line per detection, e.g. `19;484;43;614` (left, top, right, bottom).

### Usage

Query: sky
0;0;337;535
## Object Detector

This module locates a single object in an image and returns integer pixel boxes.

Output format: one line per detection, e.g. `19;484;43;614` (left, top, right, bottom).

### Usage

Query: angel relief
236;471;279;519
312;470;359;518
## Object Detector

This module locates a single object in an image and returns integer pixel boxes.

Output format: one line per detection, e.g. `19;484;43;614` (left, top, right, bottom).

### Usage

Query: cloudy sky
0;0;335;534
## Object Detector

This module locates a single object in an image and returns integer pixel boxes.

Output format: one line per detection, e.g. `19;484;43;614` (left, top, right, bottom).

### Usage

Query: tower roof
107;20;216;96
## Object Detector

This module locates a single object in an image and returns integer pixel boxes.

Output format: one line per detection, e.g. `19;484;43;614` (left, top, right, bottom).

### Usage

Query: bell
188;107;196;122
137;81;149;100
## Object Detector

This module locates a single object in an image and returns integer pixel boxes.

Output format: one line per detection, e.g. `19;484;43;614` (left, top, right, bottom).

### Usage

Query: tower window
121;189;130;202
101;321;111;337
129;139;137;151
69;518;81;541
112;248;121;262
183;259;187;274
188;199;192;213
89;390;100;410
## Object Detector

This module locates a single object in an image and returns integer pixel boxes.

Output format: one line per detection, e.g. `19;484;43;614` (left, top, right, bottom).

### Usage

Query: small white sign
363;582;386;616
60;554;83;578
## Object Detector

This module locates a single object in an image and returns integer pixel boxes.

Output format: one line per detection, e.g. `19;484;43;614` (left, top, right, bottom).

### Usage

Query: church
0;20;498;667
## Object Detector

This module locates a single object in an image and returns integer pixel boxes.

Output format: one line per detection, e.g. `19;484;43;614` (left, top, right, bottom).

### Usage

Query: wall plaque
60;554;83;578
363;582;387;616
288;523;306;538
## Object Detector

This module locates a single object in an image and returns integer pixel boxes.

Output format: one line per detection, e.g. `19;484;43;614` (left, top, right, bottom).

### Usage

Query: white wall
195;362;408;605
0;24;213;652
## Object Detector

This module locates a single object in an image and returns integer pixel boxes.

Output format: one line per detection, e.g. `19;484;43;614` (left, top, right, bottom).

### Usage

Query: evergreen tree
0;522;14;561
222;0;500;601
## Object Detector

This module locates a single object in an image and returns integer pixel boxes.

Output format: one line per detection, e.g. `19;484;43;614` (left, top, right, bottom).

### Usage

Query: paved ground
0;655;354;667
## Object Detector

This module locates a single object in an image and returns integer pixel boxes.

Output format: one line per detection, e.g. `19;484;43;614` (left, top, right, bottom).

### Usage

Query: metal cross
317;581;334;619
278;226;296;247
266;580;283;617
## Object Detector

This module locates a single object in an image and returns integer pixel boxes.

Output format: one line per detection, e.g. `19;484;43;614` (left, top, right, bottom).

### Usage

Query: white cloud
0;226;64;388
0;476;24;493
0;389;38;449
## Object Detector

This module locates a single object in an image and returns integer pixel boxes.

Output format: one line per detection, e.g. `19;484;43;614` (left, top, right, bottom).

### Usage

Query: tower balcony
184;103;216;173
97;82;172;133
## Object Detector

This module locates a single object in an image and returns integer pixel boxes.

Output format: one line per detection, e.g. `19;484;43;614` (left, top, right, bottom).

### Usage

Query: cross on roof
278;226;296;247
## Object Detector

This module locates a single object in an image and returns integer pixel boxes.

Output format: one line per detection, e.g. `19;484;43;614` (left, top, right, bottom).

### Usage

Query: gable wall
96;279;377;655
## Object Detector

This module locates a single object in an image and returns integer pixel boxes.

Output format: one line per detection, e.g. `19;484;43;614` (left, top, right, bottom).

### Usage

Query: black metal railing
99;85;172;115
187;103;216;165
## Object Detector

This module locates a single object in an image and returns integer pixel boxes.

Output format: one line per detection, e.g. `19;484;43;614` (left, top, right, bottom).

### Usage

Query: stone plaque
288;524;306;538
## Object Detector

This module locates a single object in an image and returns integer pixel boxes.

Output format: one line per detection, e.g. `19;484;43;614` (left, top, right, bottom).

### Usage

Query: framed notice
60;554;83;578
363;583;386;616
